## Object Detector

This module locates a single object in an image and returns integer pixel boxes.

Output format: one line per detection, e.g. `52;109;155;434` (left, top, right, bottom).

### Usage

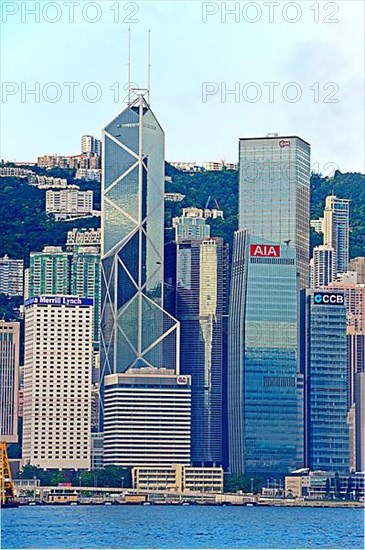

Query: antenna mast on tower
147;29;151;104
127;27;131;105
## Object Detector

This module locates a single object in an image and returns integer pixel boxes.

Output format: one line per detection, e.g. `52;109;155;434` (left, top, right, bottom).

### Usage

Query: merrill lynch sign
25;296;93;307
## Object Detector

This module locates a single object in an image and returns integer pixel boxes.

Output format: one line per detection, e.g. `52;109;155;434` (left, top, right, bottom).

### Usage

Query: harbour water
1;505;364;549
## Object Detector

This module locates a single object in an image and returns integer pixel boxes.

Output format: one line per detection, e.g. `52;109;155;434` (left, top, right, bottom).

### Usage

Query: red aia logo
279;139;290;148
250;244;280;257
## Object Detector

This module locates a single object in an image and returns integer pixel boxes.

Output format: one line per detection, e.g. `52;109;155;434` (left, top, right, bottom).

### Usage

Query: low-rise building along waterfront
132;464;224;493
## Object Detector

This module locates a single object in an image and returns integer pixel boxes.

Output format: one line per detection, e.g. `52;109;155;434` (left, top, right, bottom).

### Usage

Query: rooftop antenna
147;29;151;104
127;27;131;105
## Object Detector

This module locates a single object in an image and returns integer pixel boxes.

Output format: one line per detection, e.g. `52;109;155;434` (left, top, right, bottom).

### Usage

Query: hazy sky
1;0;364;173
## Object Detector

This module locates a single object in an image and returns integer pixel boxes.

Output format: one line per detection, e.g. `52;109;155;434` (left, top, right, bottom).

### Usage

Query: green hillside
0;168;363;266
0;176;99;265
165;168;365;259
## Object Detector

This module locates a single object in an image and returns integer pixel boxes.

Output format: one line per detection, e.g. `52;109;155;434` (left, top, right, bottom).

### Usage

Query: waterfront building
348;257;365;284
0;255;24;297
238;135;310;288
301;290;349;473
285;469;364;499
28;246;100;345
354;372;365;472
132;463;224;493
323;195;350;275
228;231;303;476
100;92;179;378
173;237;228;466
100;91;185;463
103;373;191;466
0;321;20;443
311;245;335;287
22;295;93;469
91;433;104;470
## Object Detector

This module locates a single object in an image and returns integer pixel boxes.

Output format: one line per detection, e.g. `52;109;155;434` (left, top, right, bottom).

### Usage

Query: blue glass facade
100;95;179;384
239;136;310;288
228;230;303;475
174;238;228;466
302;290;349;473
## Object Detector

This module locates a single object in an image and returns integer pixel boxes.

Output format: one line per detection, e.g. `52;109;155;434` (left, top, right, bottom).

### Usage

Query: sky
1;0;364;173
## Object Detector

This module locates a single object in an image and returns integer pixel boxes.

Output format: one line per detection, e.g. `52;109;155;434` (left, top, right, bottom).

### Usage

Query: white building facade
323;195;350;275
312;245;336;288
103;373;191;467
46;188;93;219
22;295;93;469
0;255;24;296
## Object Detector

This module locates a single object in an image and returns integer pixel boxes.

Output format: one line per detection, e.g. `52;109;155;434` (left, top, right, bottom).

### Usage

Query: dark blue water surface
1;505;364;549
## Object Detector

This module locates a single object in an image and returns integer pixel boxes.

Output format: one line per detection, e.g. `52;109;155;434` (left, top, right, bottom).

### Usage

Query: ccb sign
313;292;345;306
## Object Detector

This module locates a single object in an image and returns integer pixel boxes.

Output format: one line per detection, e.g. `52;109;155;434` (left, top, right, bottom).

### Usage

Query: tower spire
127;27;131;105
147;29;151;104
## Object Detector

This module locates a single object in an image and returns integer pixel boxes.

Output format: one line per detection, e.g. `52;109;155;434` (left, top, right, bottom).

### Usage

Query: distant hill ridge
0;167;364;264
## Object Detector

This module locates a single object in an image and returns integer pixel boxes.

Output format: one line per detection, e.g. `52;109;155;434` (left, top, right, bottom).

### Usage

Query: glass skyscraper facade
301;290;349;473
228;230;303;475
101;93;179;380
172;237;228;466
239;136;310;288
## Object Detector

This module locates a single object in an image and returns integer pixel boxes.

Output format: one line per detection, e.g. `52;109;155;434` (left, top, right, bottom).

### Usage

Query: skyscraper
22;295;93;469
100;92;179;378
323;195;350;275
228;231;303;475
301;290;349;473
311;245;336;287
28;246;100;345
0;321;19;444
100;92;184;464
103;372;191;466
238;135;310;288
173;237;228;466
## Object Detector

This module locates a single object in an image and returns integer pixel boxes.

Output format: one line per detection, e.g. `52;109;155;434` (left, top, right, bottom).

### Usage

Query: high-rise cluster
1;93;363;487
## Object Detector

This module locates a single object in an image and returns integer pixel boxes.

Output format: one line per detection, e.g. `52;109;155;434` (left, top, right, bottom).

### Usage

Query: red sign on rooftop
250;244;280;257
279;139;290;148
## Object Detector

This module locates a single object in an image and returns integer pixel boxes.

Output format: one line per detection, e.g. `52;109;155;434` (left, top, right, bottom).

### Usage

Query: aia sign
250;244;280;257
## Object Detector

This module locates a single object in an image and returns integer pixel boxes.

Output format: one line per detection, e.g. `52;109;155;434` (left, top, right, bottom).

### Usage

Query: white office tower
22;295;93;469
323;195;350;276
103;373;191;466
312;245;336;288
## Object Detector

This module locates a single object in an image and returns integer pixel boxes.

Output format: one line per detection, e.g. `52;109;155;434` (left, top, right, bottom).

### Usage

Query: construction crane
1;442;18;508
